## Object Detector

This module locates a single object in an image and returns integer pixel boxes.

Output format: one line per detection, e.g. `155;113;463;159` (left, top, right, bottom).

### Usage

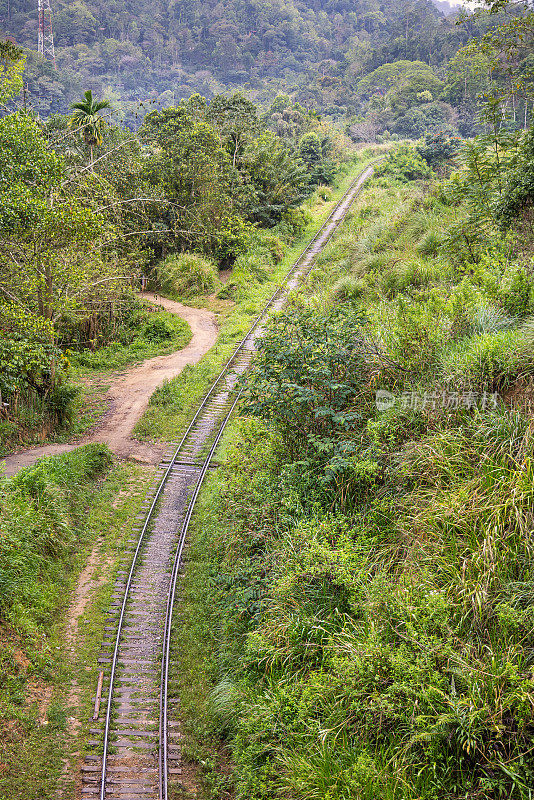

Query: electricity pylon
38;0;56;67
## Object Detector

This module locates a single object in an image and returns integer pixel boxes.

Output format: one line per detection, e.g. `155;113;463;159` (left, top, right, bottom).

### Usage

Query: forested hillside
1;0;532;136
2;0;460;105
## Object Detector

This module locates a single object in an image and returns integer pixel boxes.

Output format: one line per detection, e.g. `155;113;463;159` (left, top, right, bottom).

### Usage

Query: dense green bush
495;127;534;227
243;306;371;486
500;266;534;318
142;315;175;342
375;145;433;183
417;128;461;167
157;252;221;297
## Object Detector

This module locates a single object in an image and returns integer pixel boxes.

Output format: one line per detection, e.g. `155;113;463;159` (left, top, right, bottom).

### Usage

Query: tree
444;43;495;105
495;127;534;230
241;131;309;226
356;61;442;103
206;93;259;168
0;113;129;324
141;107;250;261
299;131;323;168
418;128;461;169
0;39;25;105
69;89;112;169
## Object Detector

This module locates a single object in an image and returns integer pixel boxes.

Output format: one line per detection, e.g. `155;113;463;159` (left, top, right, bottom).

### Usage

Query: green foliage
157;253;221;298
416;230;443;257
0;444;112;633
0;39;25;104
418;129;461;168
356;61;443;104
1;0;476;122
141;316;174;342
71;307;191;370
69;89;111;165
183;402;534;800
244;306;372;487
0;112;129;328
332;275;367;302
500;266;534;318
496;127;534;228
0;303;77;449
376;145;433;183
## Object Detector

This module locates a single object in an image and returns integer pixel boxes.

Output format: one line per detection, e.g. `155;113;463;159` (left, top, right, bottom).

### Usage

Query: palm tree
69;90;111;170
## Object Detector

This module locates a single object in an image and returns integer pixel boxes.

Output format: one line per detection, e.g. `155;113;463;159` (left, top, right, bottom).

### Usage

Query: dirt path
2;294;218;477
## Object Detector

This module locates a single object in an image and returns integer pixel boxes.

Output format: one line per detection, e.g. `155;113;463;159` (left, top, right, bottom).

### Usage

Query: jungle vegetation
0;38;344;452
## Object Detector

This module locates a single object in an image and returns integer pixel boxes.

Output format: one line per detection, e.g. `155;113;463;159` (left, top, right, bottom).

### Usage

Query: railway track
80;159;381;800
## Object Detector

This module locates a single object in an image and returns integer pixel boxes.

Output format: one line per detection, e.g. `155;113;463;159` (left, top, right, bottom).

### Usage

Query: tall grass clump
157;252;221;298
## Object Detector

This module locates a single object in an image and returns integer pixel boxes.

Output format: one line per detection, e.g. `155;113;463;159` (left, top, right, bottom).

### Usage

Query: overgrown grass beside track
0;448;154;800
173;166;534;799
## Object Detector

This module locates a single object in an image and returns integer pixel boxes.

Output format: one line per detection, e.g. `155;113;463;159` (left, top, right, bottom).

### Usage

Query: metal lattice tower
37;0;56;67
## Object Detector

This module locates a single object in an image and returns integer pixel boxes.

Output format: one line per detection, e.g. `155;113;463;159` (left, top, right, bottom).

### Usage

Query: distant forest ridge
0;1;486;106
1;0;532;140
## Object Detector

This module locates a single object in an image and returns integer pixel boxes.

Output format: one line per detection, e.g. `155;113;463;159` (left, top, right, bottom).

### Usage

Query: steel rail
98;156;383;800
159;390;242;800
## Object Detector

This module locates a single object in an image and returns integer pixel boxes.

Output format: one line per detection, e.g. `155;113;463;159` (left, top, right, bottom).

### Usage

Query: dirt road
2;294;218;477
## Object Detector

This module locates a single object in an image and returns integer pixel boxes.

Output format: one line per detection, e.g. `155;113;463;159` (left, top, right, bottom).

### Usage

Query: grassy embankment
0;446;155;800
171;165;534;800
134;145;388;444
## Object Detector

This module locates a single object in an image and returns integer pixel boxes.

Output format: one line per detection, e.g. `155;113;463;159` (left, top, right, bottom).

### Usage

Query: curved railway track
81;158;382;800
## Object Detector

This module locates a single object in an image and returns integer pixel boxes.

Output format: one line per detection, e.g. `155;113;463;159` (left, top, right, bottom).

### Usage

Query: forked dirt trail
2;294;218;477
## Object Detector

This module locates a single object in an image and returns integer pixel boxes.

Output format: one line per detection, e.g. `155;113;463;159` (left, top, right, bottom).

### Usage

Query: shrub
244;306;370;482
379;259;437;298
500;266;534;318
280;207;311;241
157;252;221;297
418;129;461;167
46;382;79;425
71;309;190;370
142;316;174;342
375;145;433;183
